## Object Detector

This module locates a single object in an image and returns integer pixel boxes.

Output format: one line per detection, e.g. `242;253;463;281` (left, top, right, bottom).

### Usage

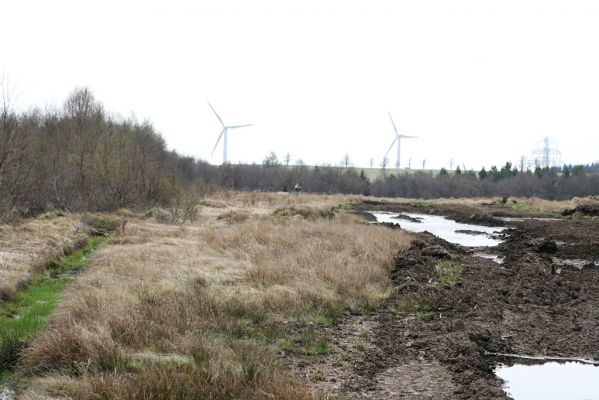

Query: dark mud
294;202;599;399
391;214;423;223
454;229;486;235
562;203;599;217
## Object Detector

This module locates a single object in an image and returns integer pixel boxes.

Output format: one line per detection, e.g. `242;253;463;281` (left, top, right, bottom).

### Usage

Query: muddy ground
286;202;599;399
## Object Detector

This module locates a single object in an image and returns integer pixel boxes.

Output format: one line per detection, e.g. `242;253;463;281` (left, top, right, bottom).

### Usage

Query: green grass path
0;236;105;374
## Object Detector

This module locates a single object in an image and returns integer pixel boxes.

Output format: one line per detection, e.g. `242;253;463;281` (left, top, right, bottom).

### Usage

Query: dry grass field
13;193;411;399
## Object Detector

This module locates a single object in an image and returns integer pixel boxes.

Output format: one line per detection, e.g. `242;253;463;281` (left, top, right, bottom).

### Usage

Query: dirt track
291;202;599;399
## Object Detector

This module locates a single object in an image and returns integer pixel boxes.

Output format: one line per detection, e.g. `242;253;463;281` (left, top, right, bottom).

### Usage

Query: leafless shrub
144;207;171;223
169;188;200;226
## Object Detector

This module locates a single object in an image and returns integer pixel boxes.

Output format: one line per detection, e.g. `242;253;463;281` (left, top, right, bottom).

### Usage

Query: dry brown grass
201;191;363;218
18;194;410;399
0;213;88;300
379;195;597;215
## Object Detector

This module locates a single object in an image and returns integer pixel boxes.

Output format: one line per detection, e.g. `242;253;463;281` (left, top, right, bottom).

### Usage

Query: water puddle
475;253;504;264
498;217;560;222
551;257;595;270
0;388;15;400
371;212;506;247
495;361;599;400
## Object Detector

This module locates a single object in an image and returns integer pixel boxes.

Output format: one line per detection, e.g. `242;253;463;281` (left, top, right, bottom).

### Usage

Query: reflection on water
0;388;15;400
475;253;504;264
370;212;505;247
498;216;560;222
495;361;599;400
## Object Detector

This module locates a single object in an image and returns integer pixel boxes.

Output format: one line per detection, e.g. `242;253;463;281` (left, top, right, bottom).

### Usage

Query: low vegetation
396;293;439;314
434;260;463;286
0;215;88;301
406;196;599;216
0;237;105;379
9;193;410;399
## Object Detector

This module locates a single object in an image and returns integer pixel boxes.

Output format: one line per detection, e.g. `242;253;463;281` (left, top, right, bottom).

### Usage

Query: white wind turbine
208;102;253;164
384;112;418;169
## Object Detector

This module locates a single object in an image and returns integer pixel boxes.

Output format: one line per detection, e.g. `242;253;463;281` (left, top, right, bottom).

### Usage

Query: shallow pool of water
498;216;560;222
0;387;15;400
475;253;504;264
495;361;599;400
371;212;505;247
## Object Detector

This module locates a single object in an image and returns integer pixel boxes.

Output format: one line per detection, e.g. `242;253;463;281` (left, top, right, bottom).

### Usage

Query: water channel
370;211;505;247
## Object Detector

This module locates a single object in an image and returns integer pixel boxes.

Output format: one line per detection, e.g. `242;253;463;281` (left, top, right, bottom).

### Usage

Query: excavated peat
302;203;599;399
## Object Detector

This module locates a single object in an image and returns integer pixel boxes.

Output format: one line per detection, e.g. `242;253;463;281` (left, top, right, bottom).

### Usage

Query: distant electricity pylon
532;137;562;169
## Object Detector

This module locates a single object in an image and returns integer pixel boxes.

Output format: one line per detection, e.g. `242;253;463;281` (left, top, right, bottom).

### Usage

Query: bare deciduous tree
341;154;351;168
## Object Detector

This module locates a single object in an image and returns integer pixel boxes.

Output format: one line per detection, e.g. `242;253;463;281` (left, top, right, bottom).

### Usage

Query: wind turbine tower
208;102;253;164
384;112;418;169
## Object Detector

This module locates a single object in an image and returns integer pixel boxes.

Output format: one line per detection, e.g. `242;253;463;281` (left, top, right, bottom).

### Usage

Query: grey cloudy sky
2;0;599;169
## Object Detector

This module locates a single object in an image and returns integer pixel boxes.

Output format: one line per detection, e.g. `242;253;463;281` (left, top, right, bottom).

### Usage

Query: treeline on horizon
186;160;599;201
1;88;598;220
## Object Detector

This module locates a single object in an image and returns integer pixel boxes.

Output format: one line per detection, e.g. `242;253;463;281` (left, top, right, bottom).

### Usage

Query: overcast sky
2;0;599;169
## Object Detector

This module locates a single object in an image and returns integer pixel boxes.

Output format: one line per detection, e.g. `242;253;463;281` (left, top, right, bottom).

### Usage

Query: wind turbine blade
211;128;226;156
228;124;253;129
388;112;399;136
384;136;398;159
401;135;419;139
208;102;225;127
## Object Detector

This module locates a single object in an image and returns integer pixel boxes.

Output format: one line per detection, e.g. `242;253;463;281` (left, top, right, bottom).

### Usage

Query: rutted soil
289;203;599;399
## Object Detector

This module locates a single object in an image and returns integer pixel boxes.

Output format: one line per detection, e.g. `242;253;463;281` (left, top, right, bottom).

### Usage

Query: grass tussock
69;344;313;400
396;293;439;314
202;192;364;219
217;210;251;223
507;197;574;215
80;214;122;234
434;260;463;286
273;206;334;220
17;194;410;398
